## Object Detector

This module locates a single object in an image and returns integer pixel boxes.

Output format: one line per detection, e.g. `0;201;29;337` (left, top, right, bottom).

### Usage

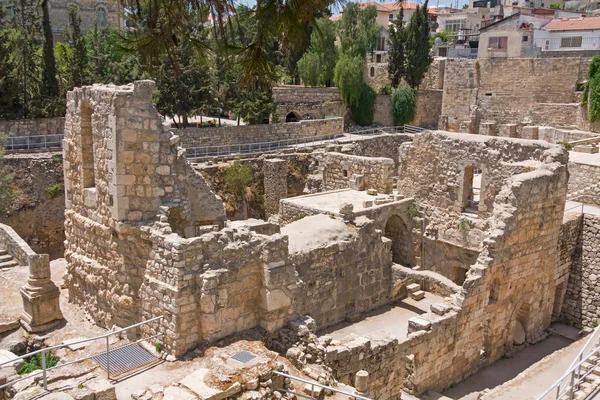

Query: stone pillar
479;122;497;137
355;370;369;397
263;159;288;217
522;126;539;140
499;124;518;138
20;254;63;332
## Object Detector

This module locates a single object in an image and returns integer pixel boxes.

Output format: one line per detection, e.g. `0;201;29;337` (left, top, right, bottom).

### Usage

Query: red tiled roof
380;1;420;11
543;16;600;31
358;1;395;12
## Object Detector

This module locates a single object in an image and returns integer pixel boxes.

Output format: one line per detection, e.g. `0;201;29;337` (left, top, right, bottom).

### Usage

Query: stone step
0;254;13;263
411;290;426;301
407;283;421;294
0;260;18;269
0;249;8;256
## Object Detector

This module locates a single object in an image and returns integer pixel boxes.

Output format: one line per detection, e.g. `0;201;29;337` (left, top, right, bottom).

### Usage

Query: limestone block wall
263;159;287;217
320;152;394;194
441;58;591;133
561;215;600;327
45;0;120;34
0;117;65;137
364;58;446;92
272;87;347;121
0;152;65;259
177;118;344;148
556;214;582;322
397;131;567;218
0;222;39;267
288;219;392;328
373;91;443;129
340;134;414;170
568;161;600;195
63;81;225;329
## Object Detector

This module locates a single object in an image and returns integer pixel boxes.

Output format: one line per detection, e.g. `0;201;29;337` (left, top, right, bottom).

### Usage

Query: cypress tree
388;7;406;88
405;0;432;89
66;5;88;88
40;0;59;97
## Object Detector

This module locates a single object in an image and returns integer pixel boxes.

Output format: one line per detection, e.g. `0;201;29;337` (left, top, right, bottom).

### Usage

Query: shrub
155;342;162;353
391;85;417;126
46;183;63;199
558;141;573;151
349;82;377;126
20;352;58;375
379;85;392;95
333;54;365;107
51;154;62;162
224;160;253;198
582;55;600;122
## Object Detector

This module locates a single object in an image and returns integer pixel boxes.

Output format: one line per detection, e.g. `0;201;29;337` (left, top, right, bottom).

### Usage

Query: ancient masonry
60;81;575;397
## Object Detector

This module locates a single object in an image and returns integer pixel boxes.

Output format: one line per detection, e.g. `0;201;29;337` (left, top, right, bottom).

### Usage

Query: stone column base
20;283;63;333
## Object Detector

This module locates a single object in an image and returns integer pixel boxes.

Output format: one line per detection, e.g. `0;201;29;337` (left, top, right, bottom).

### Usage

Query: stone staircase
0;249;18;270
407;282;425;301
573;355;600;400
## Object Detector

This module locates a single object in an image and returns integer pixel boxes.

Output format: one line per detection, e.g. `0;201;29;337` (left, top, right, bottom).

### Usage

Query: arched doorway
384;215;411;266
285;111;301;122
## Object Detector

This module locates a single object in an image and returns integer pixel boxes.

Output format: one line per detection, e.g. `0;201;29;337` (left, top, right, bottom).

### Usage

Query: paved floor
438;324;583;400
319;293;446;340
569;151;600;167
565;200;600;217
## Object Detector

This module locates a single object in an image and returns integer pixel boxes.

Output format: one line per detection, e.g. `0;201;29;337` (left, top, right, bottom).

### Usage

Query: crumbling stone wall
177;118;344;148
441;58;591;133
397;131;561;218
263;159;287;217
561;214;600;327
568;161;600;195
339;134;414;171
556;214;582;323
0;117;65;137
373;91;443;129
365;58;446;92
0;152;65;259
64;81;226;329
320;152;394;194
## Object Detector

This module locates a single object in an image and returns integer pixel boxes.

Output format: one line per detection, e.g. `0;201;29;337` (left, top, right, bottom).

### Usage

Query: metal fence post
41;350;47;390
106;336;110;379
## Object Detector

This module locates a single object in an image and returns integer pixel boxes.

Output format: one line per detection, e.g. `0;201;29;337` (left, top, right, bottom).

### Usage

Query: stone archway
285;111;302;123
384;215;411;266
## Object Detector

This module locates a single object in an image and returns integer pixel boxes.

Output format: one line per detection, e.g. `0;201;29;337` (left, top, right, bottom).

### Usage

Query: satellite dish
435;36;443;45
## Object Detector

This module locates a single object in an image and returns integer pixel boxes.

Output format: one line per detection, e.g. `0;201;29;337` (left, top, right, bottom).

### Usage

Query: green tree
349;82;376;125
405;0;432;89
298;17;337;87
388;7;406;88
0;135;19;215
337;3;379;58
462;3;469;8
64;5;88;88
40;0;58;98
333;53;365;107
391;85;416;126
0;6;24;118
582;55;600;122
549;3;562;9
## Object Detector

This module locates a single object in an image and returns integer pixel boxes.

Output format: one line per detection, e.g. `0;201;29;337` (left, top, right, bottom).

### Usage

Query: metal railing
533;37;600;52
447;47;478;59
538;324;600;400
184;125;424;160
272;371;372;400
5;134;64;151
0;315;163;391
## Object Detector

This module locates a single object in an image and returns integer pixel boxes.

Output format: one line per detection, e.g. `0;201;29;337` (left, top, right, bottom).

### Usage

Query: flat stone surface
281;214;356;253
319;293;445;340
281;188;390;214
180;368;223;400
569;151;600;167
0;265;29;331
164;386;198;400
63;337;87;351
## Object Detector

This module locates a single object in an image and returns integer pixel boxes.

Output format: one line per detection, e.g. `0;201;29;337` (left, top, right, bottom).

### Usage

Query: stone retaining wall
273;87;347;121
568;161;600;195
373;91;443;129
0;118;65;137
320;152;394;194
0;222;38;266
176;118;344;148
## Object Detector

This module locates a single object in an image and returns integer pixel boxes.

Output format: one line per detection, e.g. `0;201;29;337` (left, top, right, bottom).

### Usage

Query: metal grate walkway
92;342;159;378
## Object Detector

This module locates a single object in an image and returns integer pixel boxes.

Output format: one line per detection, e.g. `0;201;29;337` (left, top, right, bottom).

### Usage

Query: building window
97;7;108;27
377;36;385;51
370;67;375;77
488;36;508;49
561;36;582;48
376;54;382;63
445;19;465;32
522;35;528;42
389;13;394;21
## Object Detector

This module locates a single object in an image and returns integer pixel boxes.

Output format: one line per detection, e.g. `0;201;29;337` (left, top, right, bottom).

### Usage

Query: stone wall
561;214;600;327
0;118;65;137
440;57;591;134
176;118;344;148
263;159;287;217
373;91;443;129
339;134;414;170
320;152;394;194
272;87;347;121
0;152;65;259
364;58;446;92
568;160;600;195
556;214;582;322
64;81;226;330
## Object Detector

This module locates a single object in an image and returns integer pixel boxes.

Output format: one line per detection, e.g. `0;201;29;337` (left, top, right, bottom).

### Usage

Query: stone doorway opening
285;111;301;123
384;215;412;266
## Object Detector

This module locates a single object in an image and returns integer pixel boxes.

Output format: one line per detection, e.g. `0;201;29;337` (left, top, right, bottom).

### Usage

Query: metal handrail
538;324;600;400
272;371;372;400
0;315;164;391
5;134;65;151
